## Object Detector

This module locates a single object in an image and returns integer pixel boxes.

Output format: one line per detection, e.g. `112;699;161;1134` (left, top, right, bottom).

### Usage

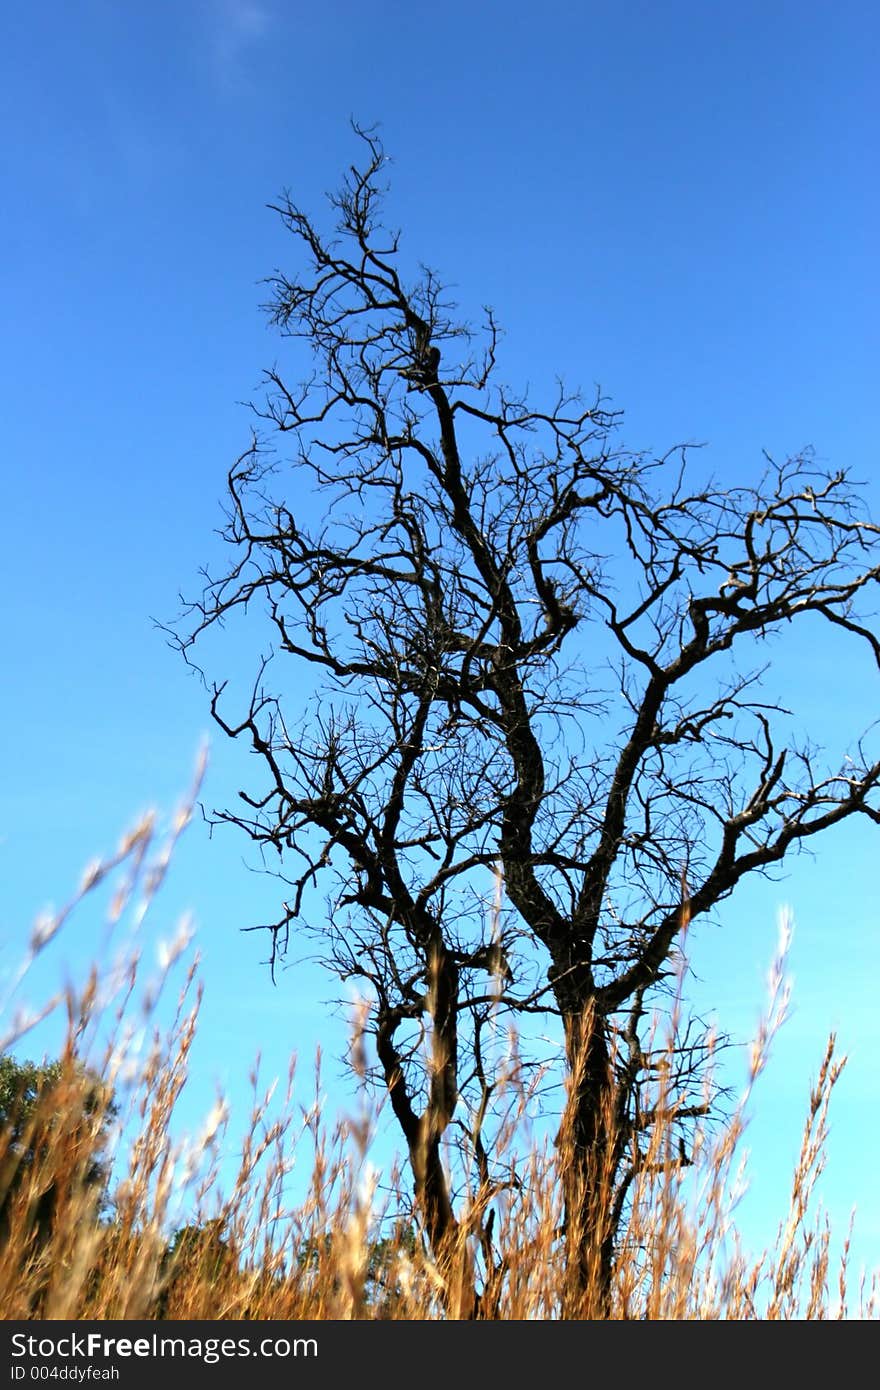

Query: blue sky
2;1;879;1277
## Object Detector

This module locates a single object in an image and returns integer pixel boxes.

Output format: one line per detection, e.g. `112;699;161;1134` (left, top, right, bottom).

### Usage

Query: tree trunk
558;1003;618;1317
409;1123;480;1318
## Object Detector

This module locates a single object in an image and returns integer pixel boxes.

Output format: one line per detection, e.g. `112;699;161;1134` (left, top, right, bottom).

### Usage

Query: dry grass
1;784;876;1320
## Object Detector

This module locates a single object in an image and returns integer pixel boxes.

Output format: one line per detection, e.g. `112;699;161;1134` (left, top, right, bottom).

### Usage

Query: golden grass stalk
0;791;875;1320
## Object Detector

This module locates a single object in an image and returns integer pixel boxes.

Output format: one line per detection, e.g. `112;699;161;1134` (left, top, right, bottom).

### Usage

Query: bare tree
174;127;880;1312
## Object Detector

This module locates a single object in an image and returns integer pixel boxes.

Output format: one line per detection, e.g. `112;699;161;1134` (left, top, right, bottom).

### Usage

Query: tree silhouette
175;126;880;1311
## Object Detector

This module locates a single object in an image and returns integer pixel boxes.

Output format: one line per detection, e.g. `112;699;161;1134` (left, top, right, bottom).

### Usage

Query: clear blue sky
2;1;878;1277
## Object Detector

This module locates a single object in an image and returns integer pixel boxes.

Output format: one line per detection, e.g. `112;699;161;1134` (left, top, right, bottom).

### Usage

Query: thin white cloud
207;0;273;87
223;0;271;39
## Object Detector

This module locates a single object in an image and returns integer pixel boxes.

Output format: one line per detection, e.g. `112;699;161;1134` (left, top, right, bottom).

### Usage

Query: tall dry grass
0;781;876;1320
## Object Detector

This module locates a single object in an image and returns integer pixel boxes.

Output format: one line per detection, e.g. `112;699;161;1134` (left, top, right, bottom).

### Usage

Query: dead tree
174;127;880;1312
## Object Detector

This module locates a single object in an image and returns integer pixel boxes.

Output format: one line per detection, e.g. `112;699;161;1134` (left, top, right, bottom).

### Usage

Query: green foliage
296;1221;421;1315
0;1051;117;1244
164;1218;236;1282
0;1055;64;1140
